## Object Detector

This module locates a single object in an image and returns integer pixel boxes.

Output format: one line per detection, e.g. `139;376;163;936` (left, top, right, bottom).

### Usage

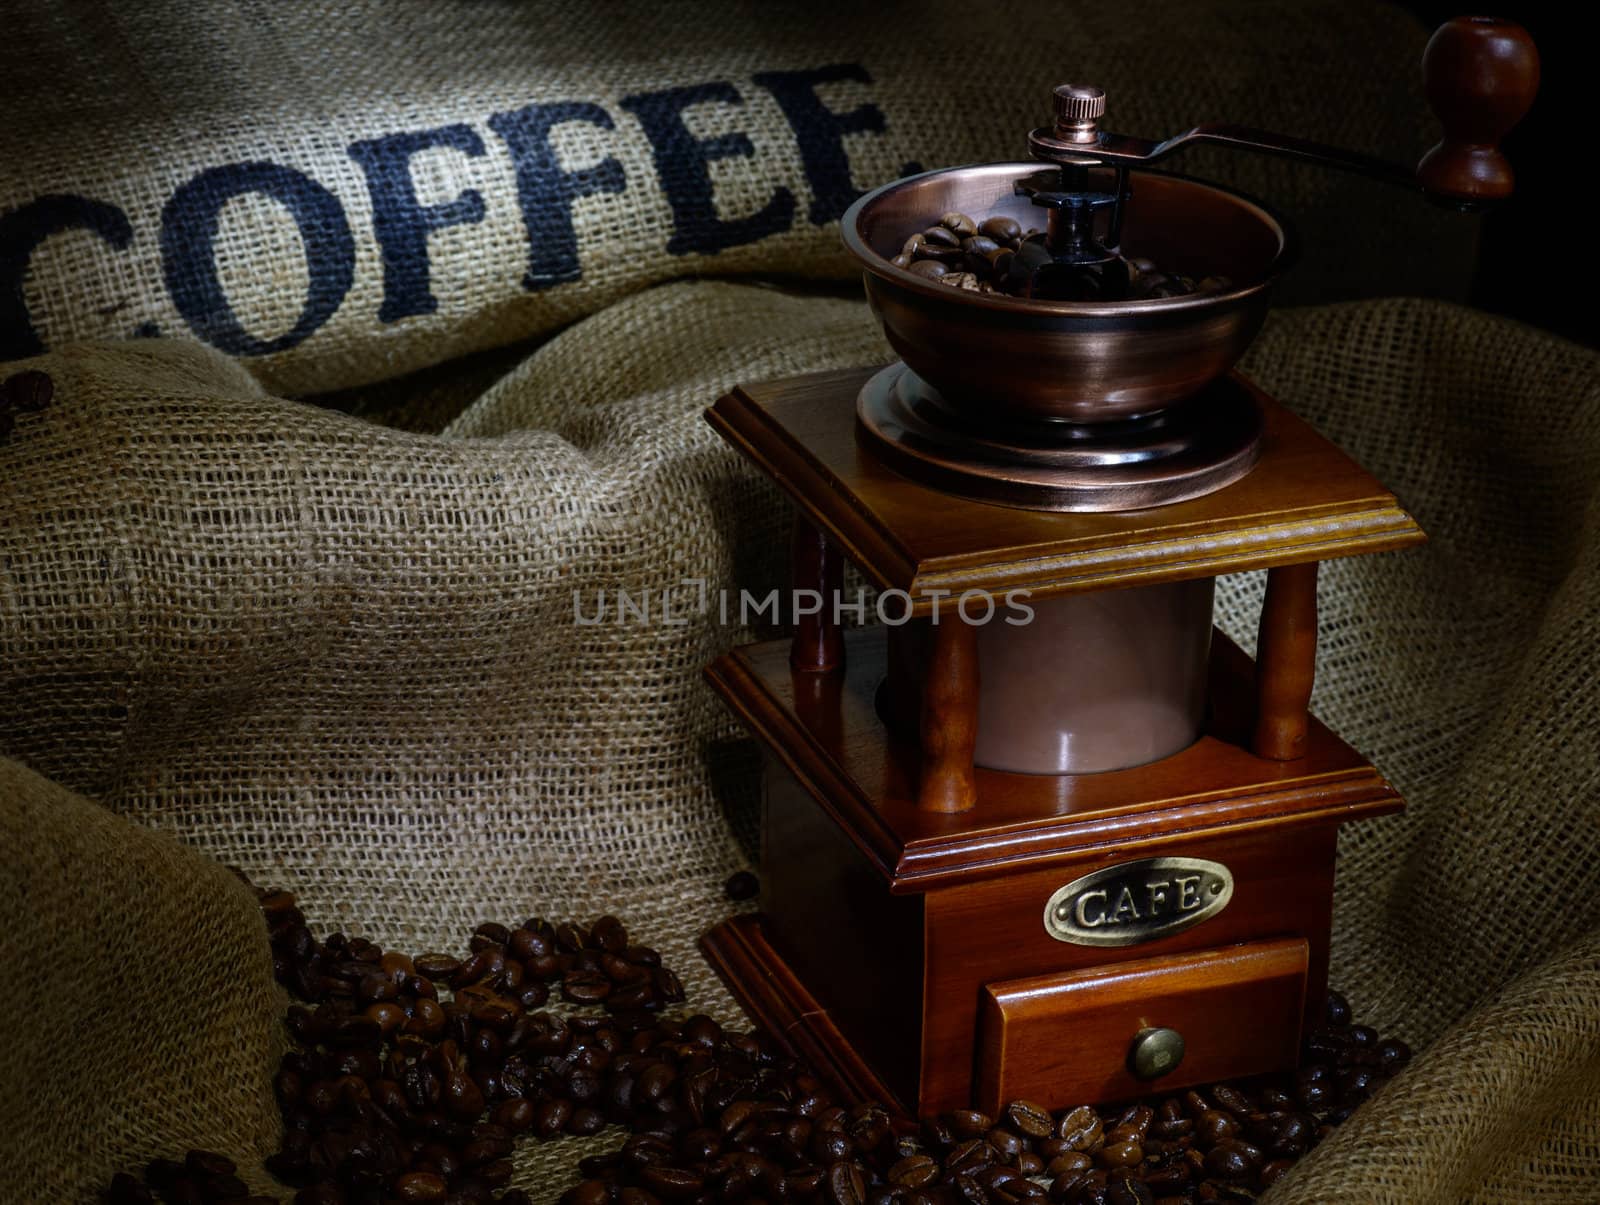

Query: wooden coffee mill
700;17;1538;1116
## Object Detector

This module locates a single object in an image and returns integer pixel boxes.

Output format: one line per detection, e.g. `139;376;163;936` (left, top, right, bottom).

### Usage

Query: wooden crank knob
1417;15;1539;206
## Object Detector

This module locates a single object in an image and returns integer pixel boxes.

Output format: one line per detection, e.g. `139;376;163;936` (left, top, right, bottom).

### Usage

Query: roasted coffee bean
812;1127;854;1164
474;921;512;947
980;1163;1023;1189
1296;1078;1335;1110
825;1160;867;1205
1271;1112;1316;1156
940;211;979;237
1047;1151;1092;1176
985;1126;1023;1161
888;1154;940;1188
183;1148;235;1177
1141;1162;1189;1193
1210;1086;1251;1117
1204;1140;1262;1181
950;1137;998;1173
413;953;461;981
593;915;629;953
1260;1157;1296;1187
639;1165;704;1198
909;259;949;280
1056;1106;1104;1152
1337;1066;1379;1101
1106;1173;1154;1205
555;922;589;953
962;234;1000;263
653;965;685;1002
722;870;759;901
392;1171;448;1203
922;225;961;248
1112;1104;1153;1137
788;1166;826;1196
1376;1038;1411;1071
978;215;1022;243
564;969;613;1003
1003;1099;1053;1139
329;1016;380;1048
4;370;52;412
565;1181;612;1205
949;1109;994;1138
357;972;399;1003
441;1067;484;1120
1325;989;1353;1027
1194;1109;1239;1145
1259;1086;1297;1113
1099;1139;1143;1168
506;928;545;962
364;1002;405;1036
636;1060;677;1104
1304;1028;1346;1062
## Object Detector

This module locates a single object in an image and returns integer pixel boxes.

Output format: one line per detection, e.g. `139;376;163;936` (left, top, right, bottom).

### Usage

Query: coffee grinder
700;17;1538;1116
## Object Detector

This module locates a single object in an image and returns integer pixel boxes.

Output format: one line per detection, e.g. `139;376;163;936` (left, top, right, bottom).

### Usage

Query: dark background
1399;3;1588;345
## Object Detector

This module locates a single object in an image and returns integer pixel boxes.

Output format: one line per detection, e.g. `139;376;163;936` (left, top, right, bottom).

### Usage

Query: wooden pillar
789;515;843;674
1254;561;1319;760
920;618;979;814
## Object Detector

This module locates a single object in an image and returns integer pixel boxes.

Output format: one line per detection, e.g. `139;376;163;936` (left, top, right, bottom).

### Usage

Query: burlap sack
0;0;1477;396
2;285;1597;1202
0;756;288;1200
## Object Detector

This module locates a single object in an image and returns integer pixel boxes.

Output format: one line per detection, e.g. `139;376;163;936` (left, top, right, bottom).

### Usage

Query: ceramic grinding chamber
699;18;1538;1116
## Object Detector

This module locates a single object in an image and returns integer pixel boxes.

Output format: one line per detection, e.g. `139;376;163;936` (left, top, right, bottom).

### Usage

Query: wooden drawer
976;938;1307;1113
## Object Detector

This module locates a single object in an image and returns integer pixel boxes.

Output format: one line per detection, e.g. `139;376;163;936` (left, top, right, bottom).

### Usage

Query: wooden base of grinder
700;629;1401;1117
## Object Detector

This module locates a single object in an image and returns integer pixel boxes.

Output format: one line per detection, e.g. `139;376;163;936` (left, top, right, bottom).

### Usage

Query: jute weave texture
1;287;1597;1201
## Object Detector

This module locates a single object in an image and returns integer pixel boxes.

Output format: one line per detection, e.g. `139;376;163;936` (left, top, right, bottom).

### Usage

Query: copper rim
856;363;1263;512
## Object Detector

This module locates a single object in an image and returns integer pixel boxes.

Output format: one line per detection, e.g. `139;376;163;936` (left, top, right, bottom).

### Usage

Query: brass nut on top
1053;84;1106;142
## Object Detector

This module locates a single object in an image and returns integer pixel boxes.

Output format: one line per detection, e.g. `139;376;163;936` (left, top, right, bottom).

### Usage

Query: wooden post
1254;562;1319;760
789;515;843;673
920;617;979;813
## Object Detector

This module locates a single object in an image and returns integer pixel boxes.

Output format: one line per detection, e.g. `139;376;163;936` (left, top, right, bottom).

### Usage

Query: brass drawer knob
1128;1027;1186;1080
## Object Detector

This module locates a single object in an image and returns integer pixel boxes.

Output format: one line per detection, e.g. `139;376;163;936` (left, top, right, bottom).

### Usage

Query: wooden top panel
707;367;1424;611
705;627;1402;892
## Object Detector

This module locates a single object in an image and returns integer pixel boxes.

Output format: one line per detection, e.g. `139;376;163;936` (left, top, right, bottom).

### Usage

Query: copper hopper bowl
841;164;1294;424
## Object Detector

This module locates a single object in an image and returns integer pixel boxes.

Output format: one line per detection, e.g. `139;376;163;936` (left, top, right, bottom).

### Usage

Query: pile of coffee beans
102;882;1407;1205
0;368;53;444
890;212;1230;302
106;1152;275;1204
891;213;1036;295
558;990;1406;1205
